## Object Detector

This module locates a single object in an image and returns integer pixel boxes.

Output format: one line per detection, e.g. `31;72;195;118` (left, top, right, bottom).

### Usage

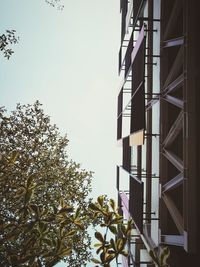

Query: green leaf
27;175;34;188
109;225;118;235
95;232;104;243
66;230;76;237
127;219;133;230
89;203;101;212
107;250;115;254
100;223;107;227
100;251;105;263
43;238;52;247
111;215;123;224
59;197;65;208
109;199;116;211
110;238;116;251
101;209;109;217
16;254;32;264
149;249;159;265
4;223;17;230
25;188;33;204
116;238;126;252
24;221;36;233
9;151;19;163
38;221;48;234
105;253;115;263
59;247;72;257
94;243;102;247
28;204;39;217
160;246;170;266
120;224;127;236
91;258;101;264
28;256;36;266
96;246;103;255
15;186;26;198
58;206;73;214
74;207;81;219
97;195;105;207
74;219;84;230
120;250;128;257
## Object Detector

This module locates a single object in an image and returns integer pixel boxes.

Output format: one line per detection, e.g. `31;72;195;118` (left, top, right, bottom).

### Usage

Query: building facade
117;0;200;266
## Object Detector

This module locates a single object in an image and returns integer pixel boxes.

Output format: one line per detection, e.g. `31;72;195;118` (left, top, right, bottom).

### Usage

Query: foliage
45;0;64;10
0;102;92;267
149;246;170;267
89;195;132;267
0;30;19;59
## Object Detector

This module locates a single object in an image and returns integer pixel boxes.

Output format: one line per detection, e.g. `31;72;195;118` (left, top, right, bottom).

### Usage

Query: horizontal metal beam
163;95;184;109
163;36;184;48
161;234;184;246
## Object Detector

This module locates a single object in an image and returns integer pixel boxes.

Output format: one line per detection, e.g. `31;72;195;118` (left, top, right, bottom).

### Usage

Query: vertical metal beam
146;0;153;223
137;145;142;179
183;0;199;253
116;166;120;190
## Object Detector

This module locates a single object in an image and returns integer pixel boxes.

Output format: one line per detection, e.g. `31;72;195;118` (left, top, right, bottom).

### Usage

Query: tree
89;196;132;267
0;101;92;266
0;101;170;267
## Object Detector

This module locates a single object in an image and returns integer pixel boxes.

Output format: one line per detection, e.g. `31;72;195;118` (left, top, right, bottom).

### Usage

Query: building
116;0;200;266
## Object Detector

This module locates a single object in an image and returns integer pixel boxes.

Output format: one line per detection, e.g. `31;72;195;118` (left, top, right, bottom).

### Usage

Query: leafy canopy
0;102;92;266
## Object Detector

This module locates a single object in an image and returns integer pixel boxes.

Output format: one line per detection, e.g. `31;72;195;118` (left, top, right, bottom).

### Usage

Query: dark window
118;46;122;74
123;136;131;172
116;166;120;191
133;0;143;26
125;33;134;79
130;27;146;134
129;175;144;233
117;88;123;140
121;0;128;43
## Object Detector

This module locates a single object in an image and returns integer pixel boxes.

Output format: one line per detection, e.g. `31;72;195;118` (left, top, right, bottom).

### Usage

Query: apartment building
117;0;200;266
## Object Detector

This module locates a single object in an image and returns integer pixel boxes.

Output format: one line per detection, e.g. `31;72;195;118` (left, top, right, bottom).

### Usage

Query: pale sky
0;1;120;265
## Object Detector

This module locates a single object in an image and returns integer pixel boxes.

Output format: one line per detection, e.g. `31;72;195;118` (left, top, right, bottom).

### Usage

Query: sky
0;0;120;198
0;1;120;265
